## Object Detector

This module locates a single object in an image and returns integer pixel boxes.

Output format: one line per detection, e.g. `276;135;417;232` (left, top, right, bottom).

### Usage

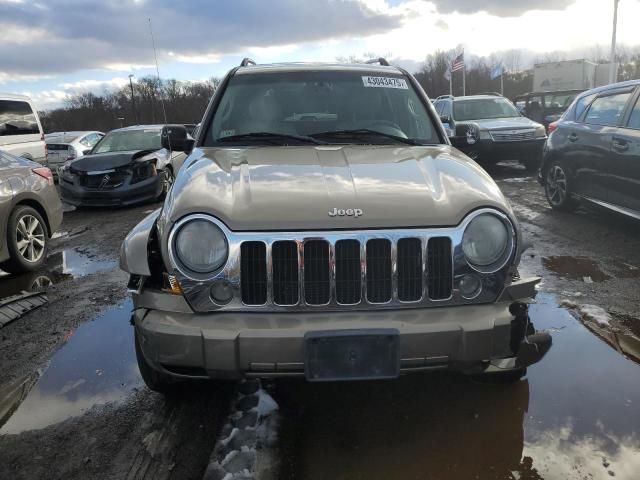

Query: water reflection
0;300;141;434
276;293;640;480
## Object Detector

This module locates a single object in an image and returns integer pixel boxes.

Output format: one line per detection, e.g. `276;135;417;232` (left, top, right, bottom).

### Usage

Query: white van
0;93;46;163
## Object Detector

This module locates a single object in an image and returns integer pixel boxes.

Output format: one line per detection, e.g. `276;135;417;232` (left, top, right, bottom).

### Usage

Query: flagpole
500;71;504;95
449;70;452;95
462;51;466;96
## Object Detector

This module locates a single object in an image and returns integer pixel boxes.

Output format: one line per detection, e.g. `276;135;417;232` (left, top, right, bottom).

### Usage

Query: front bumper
133;279;551;380
59;174;162;207
456;138;545;163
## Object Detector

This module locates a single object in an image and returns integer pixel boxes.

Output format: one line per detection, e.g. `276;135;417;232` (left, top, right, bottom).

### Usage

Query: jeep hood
164;145;513;231
69;149;165;172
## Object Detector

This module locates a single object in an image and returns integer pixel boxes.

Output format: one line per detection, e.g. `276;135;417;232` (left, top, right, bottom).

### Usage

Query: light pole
609;0;620;84
128;74;139;125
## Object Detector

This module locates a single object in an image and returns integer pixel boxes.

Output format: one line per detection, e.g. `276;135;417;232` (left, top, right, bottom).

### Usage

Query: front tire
135;329;177;394
544;160;578;211
1;205;48;274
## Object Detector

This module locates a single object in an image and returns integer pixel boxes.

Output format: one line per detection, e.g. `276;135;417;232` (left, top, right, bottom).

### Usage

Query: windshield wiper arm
310;129;423;145
216;132;325;145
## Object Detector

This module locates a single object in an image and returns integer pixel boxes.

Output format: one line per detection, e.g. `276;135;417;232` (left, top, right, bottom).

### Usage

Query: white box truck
533;59;597;92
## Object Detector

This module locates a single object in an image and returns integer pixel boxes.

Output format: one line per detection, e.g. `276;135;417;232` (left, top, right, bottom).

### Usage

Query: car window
206;70;440;145
0;100;40;136
83;133;101;147
574;93;597;120
544;93;578;109
433;101;443;115
93;129;162;154
441;101;452;118
583;92;632;127
626;96;640;130
452;98;520;121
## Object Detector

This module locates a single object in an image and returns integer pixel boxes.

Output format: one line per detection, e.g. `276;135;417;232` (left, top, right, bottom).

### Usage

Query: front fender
119;208;161;276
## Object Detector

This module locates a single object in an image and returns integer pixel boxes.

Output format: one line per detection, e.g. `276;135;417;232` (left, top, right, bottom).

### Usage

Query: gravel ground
0;163;639;480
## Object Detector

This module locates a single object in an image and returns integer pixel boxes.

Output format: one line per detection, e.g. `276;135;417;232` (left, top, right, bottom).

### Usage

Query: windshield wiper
309;129;423;145
216;132;325;145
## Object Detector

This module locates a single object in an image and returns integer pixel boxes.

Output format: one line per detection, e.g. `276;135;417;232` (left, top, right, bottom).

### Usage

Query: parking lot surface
0;163;639;480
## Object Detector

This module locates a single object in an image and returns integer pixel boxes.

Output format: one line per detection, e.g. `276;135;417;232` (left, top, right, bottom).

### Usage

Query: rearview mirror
161;125;194;153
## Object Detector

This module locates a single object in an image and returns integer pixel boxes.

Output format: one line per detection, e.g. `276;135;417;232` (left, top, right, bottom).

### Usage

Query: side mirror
161;125;194;153
82;149;92;155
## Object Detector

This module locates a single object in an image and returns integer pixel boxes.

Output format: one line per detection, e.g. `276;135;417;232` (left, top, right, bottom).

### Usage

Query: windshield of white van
206;70;440;146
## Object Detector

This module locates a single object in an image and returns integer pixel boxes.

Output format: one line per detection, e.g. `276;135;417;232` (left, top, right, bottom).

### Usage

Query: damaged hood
163;145;514;231
68;149;166;172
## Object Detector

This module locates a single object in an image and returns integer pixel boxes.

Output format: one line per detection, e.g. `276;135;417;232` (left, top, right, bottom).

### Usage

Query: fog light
210;281;233;304
459;274;482;299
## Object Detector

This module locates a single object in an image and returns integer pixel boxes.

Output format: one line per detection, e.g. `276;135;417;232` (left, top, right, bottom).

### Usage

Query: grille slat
490;130;536;142
272;241;299;305
397;238;422;302
335;240;361;304
366;239;392;303
241;242;267;305
304;240;330;305
427;237;453;300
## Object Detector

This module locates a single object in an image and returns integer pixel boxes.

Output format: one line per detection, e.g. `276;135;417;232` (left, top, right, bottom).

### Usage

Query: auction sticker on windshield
362;76;408;89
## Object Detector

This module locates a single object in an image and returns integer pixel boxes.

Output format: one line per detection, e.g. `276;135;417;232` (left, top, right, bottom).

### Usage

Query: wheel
544;161;578;211
134;329;177;394
2;205;48;274
160;167;174;199
472;368;527;384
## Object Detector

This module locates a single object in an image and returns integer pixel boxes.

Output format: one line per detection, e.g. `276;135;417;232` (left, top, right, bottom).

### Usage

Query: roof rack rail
240;58;256;67
365;57;390;66
477;92;503;96
435;94;454;100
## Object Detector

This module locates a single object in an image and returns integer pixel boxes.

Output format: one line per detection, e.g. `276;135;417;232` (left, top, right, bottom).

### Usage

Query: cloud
23;77;131;110
428;0;576;17
0;0;403;77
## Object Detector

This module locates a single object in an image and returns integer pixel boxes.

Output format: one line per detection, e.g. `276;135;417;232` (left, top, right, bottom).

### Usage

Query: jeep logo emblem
328;207;363;218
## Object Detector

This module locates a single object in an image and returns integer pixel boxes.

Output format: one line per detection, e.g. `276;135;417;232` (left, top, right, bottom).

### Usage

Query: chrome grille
303;240;330;305
272;241;299;305
397;238;422;302
427;237;453;300
239;236;453;307
490;129;536;142
241;242;267;305
366;239;392;303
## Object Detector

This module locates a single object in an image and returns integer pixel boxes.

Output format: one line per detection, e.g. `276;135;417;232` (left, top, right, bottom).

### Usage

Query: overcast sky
1;0;639;109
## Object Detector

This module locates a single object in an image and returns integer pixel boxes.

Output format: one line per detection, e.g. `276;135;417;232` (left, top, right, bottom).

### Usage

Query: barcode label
362;76;408;89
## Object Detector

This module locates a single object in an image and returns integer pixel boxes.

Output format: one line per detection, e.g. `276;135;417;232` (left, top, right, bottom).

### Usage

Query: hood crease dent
166;145;513;231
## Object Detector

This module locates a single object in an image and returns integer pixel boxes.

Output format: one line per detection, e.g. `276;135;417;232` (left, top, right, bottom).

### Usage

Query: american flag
451;52;464;72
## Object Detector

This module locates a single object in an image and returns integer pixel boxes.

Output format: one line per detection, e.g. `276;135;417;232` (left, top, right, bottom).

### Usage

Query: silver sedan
0;150;63;273
45;131;104;173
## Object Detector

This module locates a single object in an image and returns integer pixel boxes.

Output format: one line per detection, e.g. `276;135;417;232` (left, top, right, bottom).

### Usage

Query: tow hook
509;301;552;367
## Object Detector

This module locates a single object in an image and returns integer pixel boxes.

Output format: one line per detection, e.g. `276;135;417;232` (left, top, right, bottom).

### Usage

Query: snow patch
561;301;611;327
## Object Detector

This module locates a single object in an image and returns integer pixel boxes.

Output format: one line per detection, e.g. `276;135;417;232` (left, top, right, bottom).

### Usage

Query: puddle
276;293;640;480
0;300;141;434
0;248;117;300
543;256;612;283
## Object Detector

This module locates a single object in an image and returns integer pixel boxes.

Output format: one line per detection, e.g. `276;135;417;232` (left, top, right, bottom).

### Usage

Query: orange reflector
162;273;183;295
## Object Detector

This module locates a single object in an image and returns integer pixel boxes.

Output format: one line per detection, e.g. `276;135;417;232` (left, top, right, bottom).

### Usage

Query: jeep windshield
93;129;162;154
206;70;440;146
453;97;521;121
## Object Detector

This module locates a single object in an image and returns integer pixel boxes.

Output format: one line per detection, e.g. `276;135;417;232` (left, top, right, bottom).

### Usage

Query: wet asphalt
0;162;639;479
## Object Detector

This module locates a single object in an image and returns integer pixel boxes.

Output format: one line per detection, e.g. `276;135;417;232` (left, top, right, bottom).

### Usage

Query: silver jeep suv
120;59;551;392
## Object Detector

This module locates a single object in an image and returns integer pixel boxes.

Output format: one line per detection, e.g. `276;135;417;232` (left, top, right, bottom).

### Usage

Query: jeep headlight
172;216;228;274
462;213;512;270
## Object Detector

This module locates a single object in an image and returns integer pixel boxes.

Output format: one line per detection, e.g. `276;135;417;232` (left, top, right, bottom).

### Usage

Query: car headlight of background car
461;212;514;272
131;160;158;184
170;215;229;277
534;125;547;137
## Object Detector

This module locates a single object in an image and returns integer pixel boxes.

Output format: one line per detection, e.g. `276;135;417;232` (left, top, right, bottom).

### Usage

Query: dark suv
539;80;640;217
514;90;583;130
433;94;547;171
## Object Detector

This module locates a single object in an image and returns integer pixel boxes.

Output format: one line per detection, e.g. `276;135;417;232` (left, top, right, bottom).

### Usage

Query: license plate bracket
304;329;400;382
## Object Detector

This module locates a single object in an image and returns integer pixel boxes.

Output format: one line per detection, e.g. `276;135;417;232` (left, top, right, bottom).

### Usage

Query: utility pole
609;0;619;84
128;74;138;125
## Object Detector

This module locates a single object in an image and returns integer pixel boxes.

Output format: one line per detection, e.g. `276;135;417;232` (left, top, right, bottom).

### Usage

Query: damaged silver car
120;59;552;392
